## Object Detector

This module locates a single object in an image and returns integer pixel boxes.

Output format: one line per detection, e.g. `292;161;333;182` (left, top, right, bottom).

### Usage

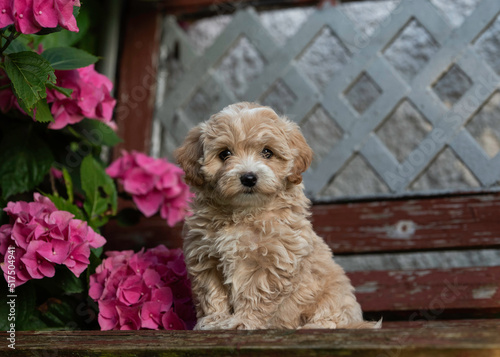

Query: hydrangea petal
0;0;15;28
133;190;163;218
123;168;156;195
162;309;186;330
33;0;58;28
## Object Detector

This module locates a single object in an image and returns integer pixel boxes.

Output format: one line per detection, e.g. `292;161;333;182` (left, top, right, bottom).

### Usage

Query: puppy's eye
219;149;232;161
261;148;273;159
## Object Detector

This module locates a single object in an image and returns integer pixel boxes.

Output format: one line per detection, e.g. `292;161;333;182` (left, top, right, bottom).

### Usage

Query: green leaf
91;246;103;259
45;194;85;220
80;156;117;228
55;267;85;295
0;196;7;224
3;37;31;55
74;119;122;147
0;282;38;331
31;97;54;123
41;47;98;70
87;248;103;281
37;296;78;328
0;286;10;332
3;51;55;111
0;126;54;199
46;82;73;98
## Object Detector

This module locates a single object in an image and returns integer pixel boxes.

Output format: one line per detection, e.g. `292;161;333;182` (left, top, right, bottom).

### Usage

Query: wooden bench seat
352;266;500;320
3;320;500;356
4;193;498;356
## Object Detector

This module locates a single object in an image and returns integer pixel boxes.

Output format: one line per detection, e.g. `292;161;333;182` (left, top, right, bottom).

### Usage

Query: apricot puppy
175;102;379;330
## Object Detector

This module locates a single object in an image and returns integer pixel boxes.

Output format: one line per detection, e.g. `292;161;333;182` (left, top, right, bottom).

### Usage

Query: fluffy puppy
175;102;379;330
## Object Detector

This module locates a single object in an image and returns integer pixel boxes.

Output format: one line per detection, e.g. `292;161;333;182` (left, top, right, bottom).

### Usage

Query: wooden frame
114;2;162;156
134;0;333;17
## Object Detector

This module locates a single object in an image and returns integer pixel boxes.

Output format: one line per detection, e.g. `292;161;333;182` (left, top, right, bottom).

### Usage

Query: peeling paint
472;285;498;299
386;220;417;239
355;281;379;293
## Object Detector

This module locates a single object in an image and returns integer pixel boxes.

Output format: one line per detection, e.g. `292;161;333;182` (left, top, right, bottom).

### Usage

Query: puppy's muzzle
240;172;258;187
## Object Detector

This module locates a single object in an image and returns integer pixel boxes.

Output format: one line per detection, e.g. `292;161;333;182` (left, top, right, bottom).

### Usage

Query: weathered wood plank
104;194;500;255
102;215;184;252
312;193;500;254
335;249;500;272
114;4;161;156
3;322;499;356
350;266;500;317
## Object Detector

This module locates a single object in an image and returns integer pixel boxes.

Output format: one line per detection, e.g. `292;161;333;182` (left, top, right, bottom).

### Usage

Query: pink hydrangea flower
0;65;117;131
47;65;117;130
0;193;106;286
0;0;81;34
89;246;196;331
107;151;193;227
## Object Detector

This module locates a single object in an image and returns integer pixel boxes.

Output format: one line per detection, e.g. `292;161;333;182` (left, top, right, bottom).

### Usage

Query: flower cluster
89;246;196;330
106;151;192;227
0;193;106;286
0;0;81;34
0;64;116;130
47;64;116;130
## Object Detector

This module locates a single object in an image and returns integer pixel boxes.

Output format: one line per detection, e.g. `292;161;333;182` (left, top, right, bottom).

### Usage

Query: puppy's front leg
189;258;232;330
224;259;293;330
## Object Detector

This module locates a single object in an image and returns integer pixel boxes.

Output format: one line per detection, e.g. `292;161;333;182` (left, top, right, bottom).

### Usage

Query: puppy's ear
287;122;313;185
174;126;204;187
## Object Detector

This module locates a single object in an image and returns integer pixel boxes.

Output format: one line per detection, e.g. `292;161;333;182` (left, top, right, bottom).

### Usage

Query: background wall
152;0;500;203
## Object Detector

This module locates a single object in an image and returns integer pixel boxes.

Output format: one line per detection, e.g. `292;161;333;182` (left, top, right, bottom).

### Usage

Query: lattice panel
153;0;500;201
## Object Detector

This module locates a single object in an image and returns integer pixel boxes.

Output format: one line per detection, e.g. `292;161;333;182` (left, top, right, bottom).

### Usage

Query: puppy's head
175;102;313;207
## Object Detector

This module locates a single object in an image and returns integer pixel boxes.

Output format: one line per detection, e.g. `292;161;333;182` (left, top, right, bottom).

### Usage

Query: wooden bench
3;193;500;356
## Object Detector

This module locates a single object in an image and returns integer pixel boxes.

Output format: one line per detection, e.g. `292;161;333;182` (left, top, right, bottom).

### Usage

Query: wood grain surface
104;193;500;255
2;320;499;356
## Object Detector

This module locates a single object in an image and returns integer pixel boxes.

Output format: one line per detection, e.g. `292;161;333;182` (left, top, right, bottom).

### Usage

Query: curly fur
175;102;380;330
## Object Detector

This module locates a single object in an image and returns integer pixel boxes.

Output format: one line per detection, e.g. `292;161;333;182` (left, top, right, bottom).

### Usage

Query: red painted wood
102;215;184;252
350;266;500;314
114;4;161;156
312;193;500;254
104;193;500;253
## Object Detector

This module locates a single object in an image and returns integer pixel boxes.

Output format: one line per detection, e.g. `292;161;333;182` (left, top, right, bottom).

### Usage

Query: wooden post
114;3;162;156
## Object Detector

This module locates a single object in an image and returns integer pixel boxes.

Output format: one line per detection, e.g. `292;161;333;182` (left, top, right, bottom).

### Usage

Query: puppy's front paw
194;313;232;330
220;316;263;330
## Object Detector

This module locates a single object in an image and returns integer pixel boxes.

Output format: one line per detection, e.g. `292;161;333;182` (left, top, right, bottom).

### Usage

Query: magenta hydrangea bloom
107;151;193;227
0;193;106;287
89;246;196;331
0;0;80;34
47;64;117;130
0;65;116;131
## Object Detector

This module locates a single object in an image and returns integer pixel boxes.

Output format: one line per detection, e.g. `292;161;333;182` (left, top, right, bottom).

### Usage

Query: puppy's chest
204;219;306;273
208;223;263;259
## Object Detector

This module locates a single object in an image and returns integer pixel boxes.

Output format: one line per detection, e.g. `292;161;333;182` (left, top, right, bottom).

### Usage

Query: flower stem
0;26;19;57
66;126;85;140
49;169;59;197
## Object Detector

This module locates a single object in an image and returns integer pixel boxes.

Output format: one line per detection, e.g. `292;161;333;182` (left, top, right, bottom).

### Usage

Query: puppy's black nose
240;172;258;187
